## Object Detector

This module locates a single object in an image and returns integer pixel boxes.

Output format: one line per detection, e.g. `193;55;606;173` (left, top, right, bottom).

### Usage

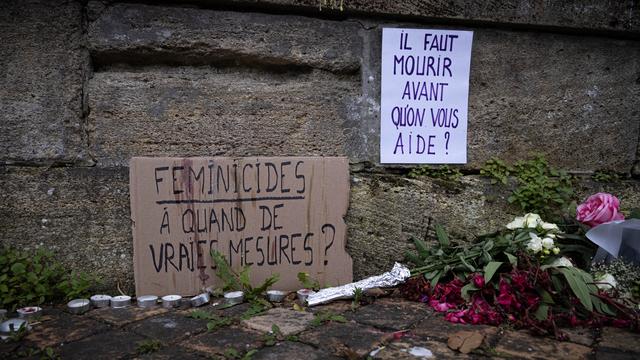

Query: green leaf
435;224;449;247
482;240;494;252
539;289;555;304
431;271;442;287
483;262;503;284
534;304;549;321
413;237;430;258
559;268;593;312
459;255;475;272
461;283;478;300
504;252;518;266
11;263;25;274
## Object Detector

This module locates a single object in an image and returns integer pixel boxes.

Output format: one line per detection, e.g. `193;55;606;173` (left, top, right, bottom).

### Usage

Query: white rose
541;222;560;232
526;233;543;253
523;213;542;228
541;237;555;249
596;273;617;290
506;216;525;230
550;257;573;267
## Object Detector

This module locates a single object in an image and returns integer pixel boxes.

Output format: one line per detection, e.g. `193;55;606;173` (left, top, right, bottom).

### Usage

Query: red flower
472;274;485;289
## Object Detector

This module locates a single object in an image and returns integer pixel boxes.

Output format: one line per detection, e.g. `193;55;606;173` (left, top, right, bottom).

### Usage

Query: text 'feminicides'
380;28;473;164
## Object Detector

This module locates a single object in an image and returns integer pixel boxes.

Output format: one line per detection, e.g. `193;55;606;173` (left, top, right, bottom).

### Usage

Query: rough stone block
128;313;207;343
0;166;132;292
218;0;640;34
0;0;88;164
87;67;358;166
495;330;592;359
242;308;314;336
57;331;145;360
251;341;342;360
346;173;517;280
346;298;431;330
298;321;386;358
88;2;361;73
181;326;263;355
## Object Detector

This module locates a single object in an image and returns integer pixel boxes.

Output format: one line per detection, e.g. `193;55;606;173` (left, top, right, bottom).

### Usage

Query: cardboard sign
130;157;352;296
380;28;473;164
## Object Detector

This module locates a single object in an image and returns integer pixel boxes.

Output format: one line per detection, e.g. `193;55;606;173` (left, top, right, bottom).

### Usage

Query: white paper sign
380;28;473;164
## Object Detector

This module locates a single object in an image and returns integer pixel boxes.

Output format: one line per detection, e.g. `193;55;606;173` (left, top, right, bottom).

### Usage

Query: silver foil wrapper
306;262;411;306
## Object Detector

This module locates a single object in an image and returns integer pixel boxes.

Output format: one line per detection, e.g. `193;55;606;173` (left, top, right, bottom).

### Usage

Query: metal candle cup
266;290;288;302
161;295;181;308
90;294;112;308
224;291;244;305
67;299;91;314
137;295;158;308
17;306;42;320
111;295;132;308
296;289;315;304
190;293;210;307
0;318;30;336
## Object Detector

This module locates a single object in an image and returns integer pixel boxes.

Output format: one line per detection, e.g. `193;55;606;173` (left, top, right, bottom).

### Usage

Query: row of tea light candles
65;289;316;314
1;289;315;337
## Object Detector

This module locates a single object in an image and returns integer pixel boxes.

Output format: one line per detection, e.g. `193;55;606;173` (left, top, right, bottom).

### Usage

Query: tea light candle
17;306;42;320
67;299;91;314
266;290;288;302
190;293;210;307
296;289;315;304
224;291;244;305
161;295;181;308
111;295;132;308
90;295;112;308
137;295;158;308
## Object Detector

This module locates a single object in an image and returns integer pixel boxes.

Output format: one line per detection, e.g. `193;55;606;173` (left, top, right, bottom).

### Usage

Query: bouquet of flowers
403;212;638;337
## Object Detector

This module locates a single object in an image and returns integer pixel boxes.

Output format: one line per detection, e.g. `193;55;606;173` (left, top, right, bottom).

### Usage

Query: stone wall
1;0;639;291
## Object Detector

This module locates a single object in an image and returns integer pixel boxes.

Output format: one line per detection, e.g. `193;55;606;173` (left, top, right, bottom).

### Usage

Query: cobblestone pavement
2;293;639;359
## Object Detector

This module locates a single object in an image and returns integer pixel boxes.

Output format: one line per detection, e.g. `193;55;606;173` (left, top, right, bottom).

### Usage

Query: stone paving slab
595;327;640;360
242;308;314;336
89;306;168;327
371;336;473;360
410;313;497;342
495;330;593;360
180;325;263;356
346;298;432;331
57;330;146;360
298;320;387;358
23;311;110;348
135;345;208;359
251;341;343;360
128;312;208;344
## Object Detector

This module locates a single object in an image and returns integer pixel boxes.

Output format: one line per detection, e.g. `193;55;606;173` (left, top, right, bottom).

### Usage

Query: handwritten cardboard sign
130;157;352;296
380;28;473;164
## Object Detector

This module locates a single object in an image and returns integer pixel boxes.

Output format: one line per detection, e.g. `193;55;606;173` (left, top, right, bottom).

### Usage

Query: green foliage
591;170;622;182
187;309;233;331
351;287;364;311
211;250;279;301
241;299;271;320
480;155;574;218
407;223;532;283
310;311;347;327
136;339;163;355
0;247;100;310
480;158;510;185
407;165;462;181
297;272;321;291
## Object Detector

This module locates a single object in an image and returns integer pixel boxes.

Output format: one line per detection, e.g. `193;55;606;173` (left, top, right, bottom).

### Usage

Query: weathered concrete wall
1;0;639;291
0;0;89;165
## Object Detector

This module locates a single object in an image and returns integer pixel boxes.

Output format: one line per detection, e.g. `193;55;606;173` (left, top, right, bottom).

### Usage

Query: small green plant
480;155;574;219
136;339;162;355
310;311;347;327
592;170;622;182
407;165;463;181
351;287;363;311
480;157;510;185
211;250;279;302
241;300;271;320
297;272;321;291
263;324;282;346
187;309;233;331
0;247;100;310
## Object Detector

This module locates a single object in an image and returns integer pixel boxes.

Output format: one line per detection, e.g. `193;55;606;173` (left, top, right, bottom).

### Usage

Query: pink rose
576;192;624;227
